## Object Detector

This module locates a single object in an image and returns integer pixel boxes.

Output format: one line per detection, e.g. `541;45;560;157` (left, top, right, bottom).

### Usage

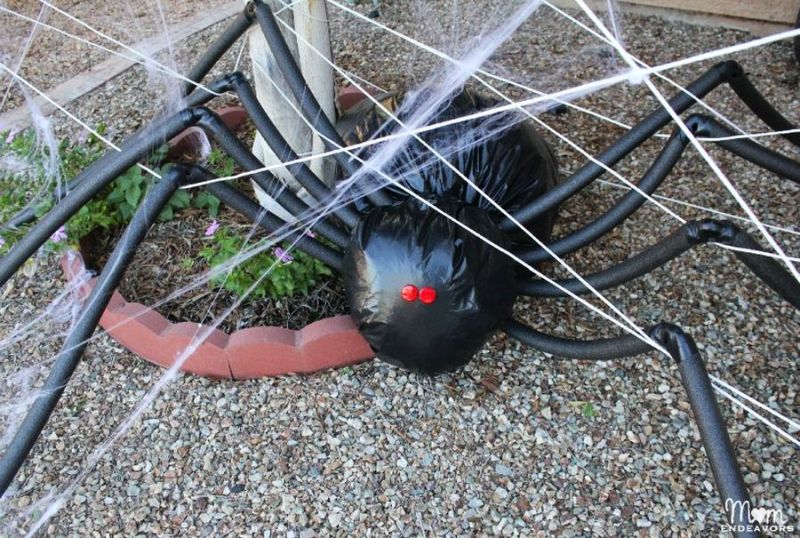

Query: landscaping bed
89;207;348;333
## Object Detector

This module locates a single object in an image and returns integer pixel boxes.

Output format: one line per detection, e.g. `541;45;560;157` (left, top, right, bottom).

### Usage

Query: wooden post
246;0;336;222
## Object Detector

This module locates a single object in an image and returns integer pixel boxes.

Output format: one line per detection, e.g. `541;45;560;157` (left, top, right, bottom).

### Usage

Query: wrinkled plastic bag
343;198;516;374
341;90;559;242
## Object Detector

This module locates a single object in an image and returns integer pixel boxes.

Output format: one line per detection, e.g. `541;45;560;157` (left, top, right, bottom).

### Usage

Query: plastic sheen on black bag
343;198;516;374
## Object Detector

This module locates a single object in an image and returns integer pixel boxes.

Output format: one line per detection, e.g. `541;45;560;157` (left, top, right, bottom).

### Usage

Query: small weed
568;400;598;419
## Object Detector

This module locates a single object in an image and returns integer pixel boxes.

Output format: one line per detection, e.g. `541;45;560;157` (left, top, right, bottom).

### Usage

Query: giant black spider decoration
0;2;798;535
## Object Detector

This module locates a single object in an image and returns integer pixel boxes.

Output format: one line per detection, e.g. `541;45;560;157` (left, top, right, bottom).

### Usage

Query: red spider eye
419;287;437;304
401;284;418;302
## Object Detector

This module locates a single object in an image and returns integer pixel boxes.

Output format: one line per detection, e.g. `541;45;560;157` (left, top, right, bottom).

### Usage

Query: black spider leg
0;165;196;496
727;66;800;147
503;321;757;538
197;169;344;271
187;72;362;228
517;114;800;264
702;117;800;183
252;1;394;208
517;219;800;309
502;60;800;232
0;105;350;289
190;107;350;247
0;109;199;288
180;2;256;97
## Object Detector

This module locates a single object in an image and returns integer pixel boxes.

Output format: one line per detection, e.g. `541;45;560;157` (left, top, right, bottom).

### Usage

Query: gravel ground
1;0;799;536
0;0;233;113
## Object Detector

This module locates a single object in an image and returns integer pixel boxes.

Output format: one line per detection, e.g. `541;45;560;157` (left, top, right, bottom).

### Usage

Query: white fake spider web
0;0;798;534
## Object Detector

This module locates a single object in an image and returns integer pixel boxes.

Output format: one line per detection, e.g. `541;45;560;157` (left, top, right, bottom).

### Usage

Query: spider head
343;198;515;374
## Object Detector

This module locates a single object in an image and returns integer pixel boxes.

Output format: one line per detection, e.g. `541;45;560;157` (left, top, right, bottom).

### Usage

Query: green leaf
169;190;191;209
158;205;173;222
120;204;134;221
193;192;221;218
207;196;220;218
125;184;141;208
107;187;124;204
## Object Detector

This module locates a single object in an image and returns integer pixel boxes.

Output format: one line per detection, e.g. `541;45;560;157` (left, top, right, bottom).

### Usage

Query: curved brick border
53;94;382;378
61;252;374;379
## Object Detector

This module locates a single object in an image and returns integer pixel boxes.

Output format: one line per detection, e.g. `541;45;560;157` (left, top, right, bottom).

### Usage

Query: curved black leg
180;2;256;97
729;228;800;308
502;62;735;229
503;320;756;537
650;324;756;538
503;319;651;359
699;116;800;184
517;219;800;309
190;107;351;248
0;110;199;289
502;60;799;231
518;127;689;263
518;113;800;264
200;73;361;228
252;1;393;207
726;63;800;148
0;165;193;497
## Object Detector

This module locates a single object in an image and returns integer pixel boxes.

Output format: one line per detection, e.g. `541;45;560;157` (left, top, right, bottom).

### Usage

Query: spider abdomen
341;89;560;242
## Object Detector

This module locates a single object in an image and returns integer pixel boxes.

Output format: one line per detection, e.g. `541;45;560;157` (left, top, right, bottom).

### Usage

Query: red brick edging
55;96;381;378
61;252;374;379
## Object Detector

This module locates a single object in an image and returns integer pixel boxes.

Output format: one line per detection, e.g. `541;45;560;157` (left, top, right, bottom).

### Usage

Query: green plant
105;146;192;222
187;148;231;219
0;130;58;223
65;199;120;244
3;127;328;304
200;228;332;300
180;257;195;270
2;127;116;249
206;147;235;177
0;127;226;253
193;191;220;218
59;128;108;178
570;401;597;419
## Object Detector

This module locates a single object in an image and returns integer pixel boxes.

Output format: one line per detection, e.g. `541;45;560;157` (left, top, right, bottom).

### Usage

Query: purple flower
0;236;5;249
4;130;16;144
274;247;294;264
50;225;67;243
204;219;220;236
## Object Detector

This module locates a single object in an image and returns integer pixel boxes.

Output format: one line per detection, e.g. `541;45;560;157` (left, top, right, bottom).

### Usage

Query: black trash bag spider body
1;3;799;536
342;89;559;242
341;89;558;373
343;197;518;374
